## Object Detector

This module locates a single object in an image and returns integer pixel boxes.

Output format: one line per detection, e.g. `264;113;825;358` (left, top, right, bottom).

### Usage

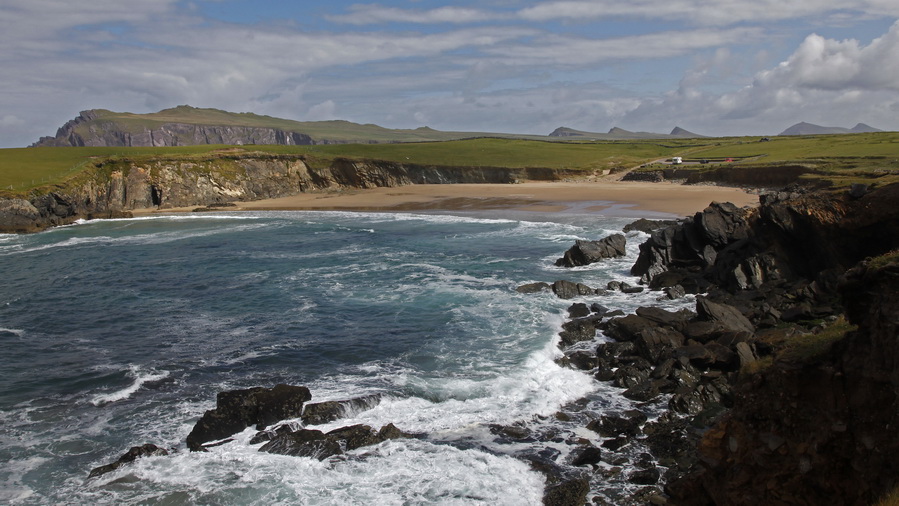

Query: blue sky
1;0;899;147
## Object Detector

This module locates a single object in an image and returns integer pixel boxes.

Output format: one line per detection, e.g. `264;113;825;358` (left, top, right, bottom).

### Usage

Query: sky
2;1;899;147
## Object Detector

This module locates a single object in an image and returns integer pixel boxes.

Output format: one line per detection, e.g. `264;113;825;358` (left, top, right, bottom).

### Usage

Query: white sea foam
0;327;25;337
90;366;170;406
82;430;544;505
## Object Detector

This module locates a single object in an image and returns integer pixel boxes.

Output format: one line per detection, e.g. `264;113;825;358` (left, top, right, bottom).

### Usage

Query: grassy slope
2;131;898;196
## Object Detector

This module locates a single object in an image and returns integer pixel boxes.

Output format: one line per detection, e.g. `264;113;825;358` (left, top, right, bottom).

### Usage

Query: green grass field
2;131;898;196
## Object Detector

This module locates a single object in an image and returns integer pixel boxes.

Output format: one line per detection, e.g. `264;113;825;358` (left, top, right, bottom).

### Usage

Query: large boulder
186;384;312;451
555;234;627;267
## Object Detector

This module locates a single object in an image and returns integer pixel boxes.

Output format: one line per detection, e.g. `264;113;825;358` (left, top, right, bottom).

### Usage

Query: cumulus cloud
614;20;899;134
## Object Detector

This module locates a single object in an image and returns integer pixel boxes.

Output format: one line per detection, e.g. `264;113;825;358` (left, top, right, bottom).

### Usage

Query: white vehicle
671;157;683;165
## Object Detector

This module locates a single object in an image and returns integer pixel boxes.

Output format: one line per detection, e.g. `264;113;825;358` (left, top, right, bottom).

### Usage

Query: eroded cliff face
34;119;317;147
0;155;570;233
675;256;899;506
643;183;899;505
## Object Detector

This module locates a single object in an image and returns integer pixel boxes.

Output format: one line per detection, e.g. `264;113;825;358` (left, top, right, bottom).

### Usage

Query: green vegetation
867;250;899;270
2;127;898;197
750;317;857;372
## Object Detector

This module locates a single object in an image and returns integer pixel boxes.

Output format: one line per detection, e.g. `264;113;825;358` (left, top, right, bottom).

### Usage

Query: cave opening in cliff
151;185;162;206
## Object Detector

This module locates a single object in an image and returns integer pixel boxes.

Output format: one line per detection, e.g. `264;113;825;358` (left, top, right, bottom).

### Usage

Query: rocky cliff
32;110;319;147
629;183;899;504
0;154;572;233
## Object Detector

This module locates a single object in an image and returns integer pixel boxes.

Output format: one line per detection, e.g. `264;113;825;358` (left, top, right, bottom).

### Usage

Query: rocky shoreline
85;182;899;505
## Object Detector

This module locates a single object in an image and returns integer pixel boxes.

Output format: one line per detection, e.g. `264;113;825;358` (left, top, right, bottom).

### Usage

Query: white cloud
517;0;899;26
327;4;496;25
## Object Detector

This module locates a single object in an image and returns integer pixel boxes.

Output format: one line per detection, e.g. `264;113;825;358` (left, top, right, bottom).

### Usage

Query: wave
90;366;170;406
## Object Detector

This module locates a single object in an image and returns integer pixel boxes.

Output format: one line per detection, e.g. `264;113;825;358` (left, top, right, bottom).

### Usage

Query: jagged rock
259;423;410;460
558;317;598;347
186;384;312;451
601;314;656;342
624;218;679;234
695;296;754;335
88;443;169;478
636;306;692;330
634;327;686;363
555;234;627;267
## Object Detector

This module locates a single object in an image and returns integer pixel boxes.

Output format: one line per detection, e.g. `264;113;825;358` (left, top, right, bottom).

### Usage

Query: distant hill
548;126;706;140
779;122;883;136
31;106;545;148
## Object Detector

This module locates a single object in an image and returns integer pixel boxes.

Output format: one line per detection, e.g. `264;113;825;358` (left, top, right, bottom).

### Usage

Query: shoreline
132;181;760;218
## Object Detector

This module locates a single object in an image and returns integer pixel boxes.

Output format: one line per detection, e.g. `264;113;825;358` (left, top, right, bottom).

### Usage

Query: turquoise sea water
0;209;689;504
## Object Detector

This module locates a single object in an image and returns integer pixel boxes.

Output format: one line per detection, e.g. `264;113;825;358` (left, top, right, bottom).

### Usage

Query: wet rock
558;317;598;347
301;394;382;426
551;280;595;299
570;445;603;467
186;384;312;451
587;411;648;438
259;423;410;460
555;234;627;267
624;379;663;402
565;350;599;370
88;443;169;478
516;282;551;294
590;303;611;315
567;303;591;318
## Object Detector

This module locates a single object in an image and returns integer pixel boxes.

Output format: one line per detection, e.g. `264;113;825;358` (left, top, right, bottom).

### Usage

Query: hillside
30;106;546;148
549;126;706;140
779;122;883;136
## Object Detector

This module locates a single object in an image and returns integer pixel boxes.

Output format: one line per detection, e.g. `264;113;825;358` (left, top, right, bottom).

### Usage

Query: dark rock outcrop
88;443;169;478
259;423;410;460
670;255;899;505
186;384;311;451
555;234;626;267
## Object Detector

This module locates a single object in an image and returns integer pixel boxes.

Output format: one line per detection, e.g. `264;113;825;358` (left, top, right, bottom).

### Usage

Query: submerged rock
88;443;169;478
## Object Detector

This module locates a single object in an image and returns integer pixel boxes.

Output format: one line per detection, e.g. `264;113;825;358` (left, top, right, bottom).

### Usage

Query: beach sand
136;181;760;218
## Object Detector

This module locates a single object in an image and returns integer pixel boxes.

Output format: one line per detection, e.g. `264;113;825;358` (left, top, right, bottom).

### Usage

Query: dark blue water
0;210;685;504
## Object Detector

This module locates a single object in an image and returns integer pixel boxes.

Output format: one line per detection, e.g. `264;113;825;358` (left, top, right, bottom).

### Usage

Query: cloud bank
0;1;897;147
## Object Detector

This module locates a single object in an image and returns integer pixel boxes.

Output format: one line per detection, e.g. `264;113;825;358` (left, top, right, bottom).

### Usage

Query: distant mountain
548;125;706;140
31;106;545;148
778;122;884;136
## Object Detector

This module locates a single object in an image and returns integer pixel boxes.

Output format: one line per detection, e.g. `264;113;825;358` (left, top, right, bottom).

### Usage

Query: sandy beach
220;181;759;217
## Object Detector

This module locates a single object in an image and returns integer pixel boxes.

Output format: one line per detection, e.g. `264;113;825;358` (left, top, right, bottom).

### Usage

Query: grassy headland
2;131;898;197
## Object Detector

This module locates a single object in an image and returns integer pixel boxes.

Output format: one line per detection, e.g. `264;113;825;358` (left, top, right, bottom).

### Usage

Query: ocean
0;208;691;504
